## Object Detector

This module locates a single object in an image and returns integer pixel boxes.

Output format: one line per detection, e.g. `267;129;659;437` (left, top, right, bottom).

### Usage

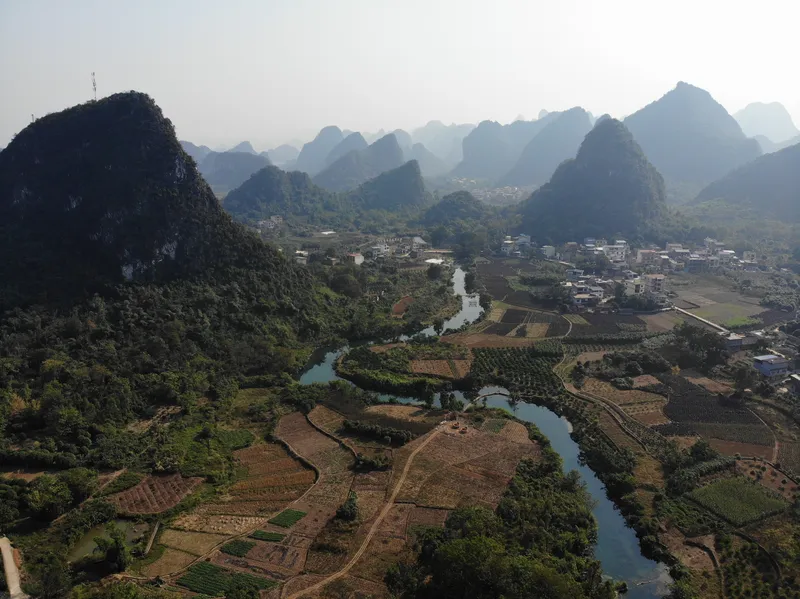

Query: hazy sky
2;0;799;151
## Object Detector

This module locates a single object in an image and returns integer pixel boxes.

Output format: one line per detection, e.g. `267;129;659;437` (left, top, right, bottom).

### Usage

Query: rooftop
754;354;786;363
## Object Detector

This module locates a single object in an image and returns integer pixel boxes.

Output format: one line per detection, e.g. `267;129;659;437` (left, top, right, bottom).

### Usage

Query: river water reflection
299;267;670;596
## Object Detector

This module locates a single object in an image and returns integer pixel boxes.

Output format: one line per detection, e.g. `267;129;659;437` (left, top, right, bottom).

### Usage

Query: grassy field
689;477;788;526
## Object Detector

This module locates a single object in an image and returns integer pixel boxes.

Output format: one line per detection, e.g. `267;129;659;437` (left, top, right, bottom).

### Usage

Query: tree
731;362;757;392
336;491;358;521
31;552;71;599
25;474;73;519
94;522;131;573
57;468;98;503
427;263;444;280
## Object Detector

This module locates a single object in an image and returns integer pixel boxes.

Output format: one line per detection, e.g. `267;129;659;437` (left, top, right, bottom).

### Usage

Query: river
300;267;670;597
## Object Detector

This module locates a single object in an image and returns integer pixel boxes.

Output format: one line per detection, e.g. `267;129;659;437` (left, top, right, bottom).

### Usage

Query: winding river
300;267;670;597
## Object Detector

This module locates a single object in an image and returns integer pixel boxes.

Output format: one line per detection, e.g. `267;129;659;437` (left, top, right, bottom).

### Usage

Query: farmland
689;477;788;526
107;473;202;515
177;561;276;595
269;508;307;528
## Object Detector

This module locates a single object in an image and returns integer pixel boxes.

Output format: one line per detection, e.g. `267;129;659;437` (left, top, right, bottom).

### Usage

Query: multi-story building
753;355;790;378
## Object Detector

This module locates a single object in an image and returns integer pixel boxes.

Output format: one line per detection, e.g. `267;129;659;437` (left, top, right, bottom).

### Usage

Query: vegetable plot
689;477;788;526
176;562;275;595
268;508;307;528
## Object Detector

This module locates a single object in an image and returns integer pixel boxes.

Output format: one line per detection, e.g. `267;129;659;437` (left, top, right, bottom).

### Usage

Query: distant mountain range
266;144;299;166
517;118;669;242
224;159;428;228
500;107;593;187
623;82;761;201
180;140;212;163
411;121;475;168
295;126;344;175
198;151;271;194
325;132;368;167
691;140;800;222
451;116;559;181
313;134;405;192
734;102;799;144
227;141;257;154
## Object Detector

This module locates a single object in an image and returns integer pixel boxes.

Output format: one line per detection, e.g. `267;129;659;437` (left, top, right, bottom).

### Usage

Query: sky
2;0;799;151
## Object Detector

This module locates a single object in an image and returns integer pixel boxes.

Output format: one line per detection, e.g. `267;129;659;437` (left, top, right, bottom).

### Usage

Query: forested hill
347;159;427;211
223;165;346;225
224;159;427;227
312;133;405;192
624;82;761;198
500;107;593;187
0;92;313;311
517;118;669;242
692;141;800;222
422;190;490;226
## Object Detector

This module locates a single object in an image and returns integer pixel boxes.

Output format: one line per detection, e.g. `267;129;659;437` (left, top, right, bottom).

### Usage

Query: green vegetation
336;491;358;521
177;561;276;595
693;142;800;222
97;472;145;497
268;508;307;528
249;530;285;542
689;478;788;526
342;420;415;445
724;315;762;329
220;539;256;557
516;118;675;243
387;447;622;599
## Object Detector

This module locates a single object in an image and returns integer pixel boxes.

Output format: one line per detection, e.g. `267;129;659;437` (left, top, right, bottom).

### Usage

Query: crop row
268;508;307;528
471;348;562;396
177;562;275;596
250;530;285;542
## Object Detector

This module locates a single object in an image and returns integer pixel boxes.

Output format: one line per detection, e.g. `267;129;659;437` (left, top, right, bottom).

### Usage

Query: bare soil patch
442;332;539;348
707;439;773;460
159;529;228;556
142;547;195;577
640;311;685;332
685;376;732;395
173;513;269;535
583;378;667;406
668;435;701;451
410;359;455;379
108;473;202;515
660;528;716;574
632;374;661;388
392;296;413;317
407;506;449;529
736;459;799;501
576;351;608;362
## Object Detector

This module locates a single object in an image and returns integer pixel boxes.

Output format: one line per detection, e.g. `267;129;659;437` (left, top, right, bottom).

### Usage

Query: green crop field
689;477;788;526
220;540;255;557
268;508;307;528
176;562;275;596
250;530;286;542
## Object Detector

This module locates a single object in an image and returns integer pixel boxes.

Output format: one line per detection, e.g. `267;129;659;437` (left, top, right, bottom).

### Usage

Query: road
283;427;441;599
0;537;28;599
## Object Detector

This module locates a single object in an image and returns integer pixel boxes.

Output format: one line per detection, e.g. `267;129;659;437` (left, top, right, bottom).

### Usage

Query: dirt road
0;537;28;599
283;427;441;599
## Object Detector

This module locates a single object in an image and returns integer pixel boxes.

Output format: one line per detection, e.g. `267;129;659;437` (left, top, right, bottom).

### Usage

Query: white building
541;245;556;258
346;253;364;265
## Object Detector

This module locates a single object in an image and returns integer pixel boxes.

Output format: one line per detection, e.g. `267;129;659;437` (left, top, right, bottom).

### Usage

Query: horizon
2;0;800;151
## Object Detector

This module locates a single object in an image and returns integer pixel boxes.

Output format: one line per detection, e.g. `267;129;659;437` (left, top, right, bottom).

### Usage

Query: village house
753;354;790;378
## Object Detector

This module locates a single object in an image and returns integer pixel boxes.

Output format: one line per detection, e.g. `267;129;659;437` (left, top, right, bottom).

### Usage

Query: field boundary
283;427;442;599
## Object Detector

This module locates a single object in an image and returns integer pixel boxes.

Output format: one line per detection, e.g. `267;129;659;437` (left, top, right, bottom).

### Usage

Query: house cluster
294;235;448;267
256;215;283;231
634;238;757;274
500;234;533;256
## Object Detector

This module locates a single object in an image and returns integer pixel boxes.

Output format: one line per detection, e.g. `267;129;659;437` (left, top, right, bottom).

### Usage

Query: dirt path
1;537;28;599
283;427;441;599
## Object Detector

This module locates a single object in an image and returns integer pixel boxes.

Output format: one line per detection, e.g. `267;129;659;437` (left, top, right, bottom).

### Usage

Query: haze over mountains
734;102;799;143
313;133;405;192
171;79;800;234
623;82;762;201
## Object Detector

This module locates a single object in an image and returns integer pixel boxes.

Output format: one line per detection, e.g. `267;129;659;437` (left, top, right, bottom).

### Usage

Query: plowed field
109;473;202;514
